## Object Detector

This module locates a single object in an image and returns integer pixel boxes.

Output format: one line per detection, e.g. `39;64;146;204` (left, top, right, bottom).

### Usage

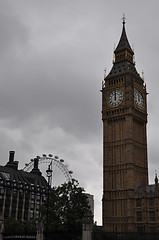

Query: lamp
46;163;52;240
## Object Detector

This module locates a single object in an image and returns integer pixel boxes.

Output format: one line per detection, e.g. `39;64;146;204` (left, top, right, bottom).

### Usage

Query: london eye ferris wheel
23;154;73;187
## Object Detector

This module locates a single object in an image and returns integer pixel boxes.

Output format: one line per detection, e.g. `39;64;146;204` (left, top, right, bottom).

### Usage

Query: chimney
5;151;18;170
9;151;15;163
14;161;19;170
34;157;39;170
31;157;42;176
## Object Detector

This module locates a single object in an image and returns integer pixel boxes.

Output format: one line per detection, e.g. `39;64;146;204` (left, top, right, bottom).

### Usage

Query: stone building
133;175;159;233
0;151;47;232
102;17;159;235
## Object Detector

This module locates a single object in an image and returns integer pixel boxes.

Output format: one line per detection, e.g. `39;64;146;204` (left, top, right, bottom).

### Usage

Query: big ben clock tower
102;17;148;233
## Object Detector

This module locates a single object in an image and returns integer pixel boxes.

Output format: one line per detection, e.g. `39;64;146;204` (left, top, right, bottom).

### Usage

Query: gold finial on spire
122;14;126;25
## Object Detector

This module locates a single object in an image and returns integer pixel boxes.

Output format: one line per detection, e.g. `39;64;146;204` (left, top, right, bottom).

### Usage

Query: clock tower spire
114;14;134;64
102;18;148;233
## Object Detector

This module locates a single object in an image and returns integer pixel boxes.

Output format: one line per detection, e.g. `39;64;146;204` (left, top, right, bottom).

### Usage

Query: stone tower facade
102;18;148;233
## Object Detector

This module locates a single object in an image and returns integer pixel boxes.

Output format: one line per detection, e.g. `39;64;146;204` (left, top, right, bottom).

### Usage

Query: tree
41;179;91;238
3;217;36;235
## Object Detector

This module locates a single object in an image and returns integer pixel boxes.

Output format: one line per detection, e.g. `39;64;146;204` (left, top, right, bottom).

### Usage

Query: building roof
107;61;139;78
114;17;133;54
105;17;142;81
0;151;47;190
134;182;159;197
0;165;47;190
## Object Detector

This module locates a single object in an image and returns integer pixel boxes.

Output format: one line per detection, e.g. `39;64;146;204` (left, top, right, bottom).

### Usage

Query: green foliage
41;179;90;233
3;217;36;234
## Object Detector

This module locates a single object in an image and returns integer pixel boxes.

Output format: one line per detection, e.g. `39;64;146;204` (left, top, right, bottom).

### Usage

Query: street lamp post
46;163;52;240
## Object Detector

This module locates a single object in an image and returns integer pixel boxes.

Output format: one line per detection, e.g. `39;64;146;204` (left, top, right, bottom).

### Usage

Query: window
36;204;40;210
137;212;142;222
0;187;4;194
37;194;40;200
31;194;35;199
31;203;34;208
36;210;39;217
150;211;155;222
1;172;10;180
42;194;46;201
149;198;155;207
30;209;34;219
136;199;142;207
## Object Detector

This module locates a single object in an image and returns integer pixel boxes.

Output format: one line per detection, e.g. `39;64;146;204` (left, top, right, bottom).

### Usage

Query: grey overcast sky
0;0;159;225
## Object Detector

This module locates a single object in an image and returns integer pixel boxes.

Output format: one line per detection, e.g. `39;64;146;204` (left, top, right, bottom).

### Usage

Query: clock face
134;90;144;109
108;89;123;107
